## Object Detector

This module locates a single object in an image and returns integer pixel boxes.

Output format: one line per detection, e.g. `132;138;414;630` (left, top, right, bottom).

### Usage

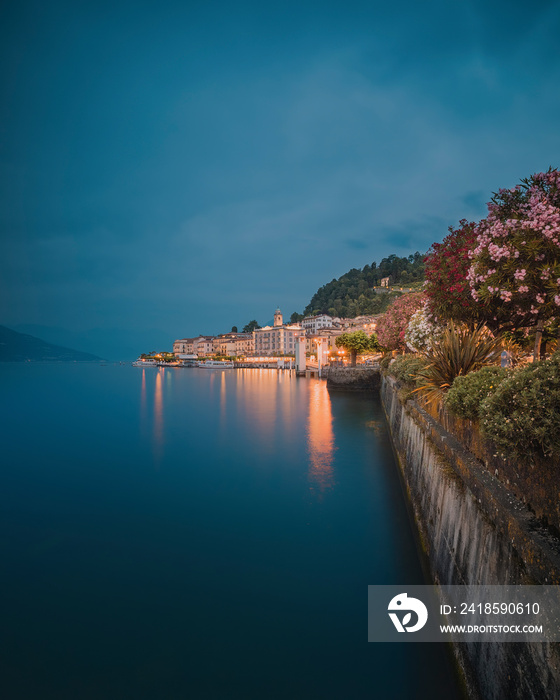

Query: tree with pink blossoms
376;292;425;352
467;168;560;359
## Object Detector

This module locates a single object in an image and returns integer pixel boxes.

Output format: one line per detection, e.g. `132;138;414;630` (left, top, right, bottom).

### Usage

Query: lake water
0;364;462;699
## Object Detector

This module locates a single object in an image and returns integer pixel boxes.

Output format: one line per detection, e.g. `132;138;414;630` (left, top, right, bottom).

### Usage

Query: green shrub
480;355;560;460
445;366;509;420
388;354;429;384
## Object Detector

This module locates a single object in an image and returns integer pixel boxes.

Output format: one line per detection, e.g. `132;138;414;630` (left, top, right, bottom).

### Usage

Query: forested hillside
303;252;425;317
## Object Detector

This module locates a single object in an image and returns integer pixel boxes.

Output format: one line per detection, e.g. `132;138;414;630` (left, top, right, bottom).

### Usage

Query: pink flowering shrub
376;292;425;351
467;169;560;331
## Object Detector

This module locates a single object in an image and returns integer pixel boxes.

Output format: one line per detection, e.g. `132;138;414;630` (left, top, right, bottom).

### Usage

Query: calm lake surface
0;364;462;699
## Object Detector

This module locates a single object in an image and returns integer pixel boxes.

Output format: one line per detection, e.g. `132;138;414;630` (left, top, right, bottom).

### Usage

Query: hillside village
170;308;380;361
138;253;424;363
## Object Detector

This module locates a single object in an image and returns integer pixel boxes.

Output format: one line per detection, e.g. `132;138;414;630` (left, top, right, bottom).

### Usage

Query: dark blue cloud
377;216;450;253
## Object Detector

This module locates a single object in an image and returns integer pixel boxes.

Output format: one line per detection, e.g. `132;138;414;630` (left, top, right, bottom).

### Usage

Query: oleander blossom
376;293;426;352
423;220;481;324
404;302;443;352
467;168;560;329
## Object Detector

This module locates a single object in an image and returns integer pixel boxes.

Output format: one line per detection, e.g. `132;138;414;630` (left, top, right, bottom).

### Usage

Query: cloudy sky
1;0;559;357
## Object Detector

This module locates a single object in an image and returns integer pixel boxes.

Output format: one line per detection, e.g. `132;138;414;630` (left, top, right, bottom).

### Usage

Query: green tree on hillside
302;253;425;318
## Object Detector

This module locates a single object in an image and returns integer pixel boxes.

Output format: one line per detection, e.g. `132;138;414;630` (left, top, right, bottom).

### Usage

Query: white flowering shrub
404;303;442;352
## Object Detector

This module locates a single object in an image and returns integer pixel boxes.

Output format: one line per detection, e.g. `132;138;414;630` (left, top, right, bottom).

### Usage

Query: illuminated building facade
253;308;305;356
302;314;334;334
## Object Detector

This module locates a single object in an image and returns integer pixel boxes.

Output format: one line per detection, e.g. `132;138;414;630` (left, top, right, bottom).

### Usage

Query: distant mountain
0;326;105;362
9;324;172;361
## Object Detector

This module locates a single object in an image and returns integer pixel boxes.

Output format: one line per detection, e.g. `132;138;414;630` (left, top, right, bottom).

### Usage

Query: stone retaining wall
421;398;560;535
326;367;381;390
381;375;560;700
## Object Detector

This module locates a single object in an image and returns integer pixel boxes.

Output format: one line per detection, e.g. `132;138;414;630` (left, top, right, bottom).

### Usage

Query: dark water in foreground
0;364;462;699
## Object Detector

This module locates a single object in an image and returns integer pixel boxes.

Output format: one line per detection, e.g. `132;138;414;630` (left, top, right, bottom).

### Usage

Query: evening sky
1;0;559;358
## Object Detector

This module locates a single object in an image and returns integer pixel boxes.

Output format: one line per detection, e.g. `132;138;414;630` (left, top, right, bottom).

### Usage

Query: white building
302;314;333;335
253;308;305;356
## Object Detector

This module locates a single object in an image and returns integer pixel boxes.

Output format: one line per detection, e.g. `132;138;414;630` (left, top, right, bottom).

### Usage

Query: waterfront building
302;314;334;335
234;334;254;356
215;338;236;356
173;338;196;355
193;336;216;356
174;336;216;357
215;332;254;357
253;308;305;356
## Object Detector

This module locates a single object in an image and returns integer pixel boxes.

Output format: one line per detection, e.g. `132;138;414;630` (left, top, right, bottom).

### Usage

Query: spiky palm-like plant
414;322;503;404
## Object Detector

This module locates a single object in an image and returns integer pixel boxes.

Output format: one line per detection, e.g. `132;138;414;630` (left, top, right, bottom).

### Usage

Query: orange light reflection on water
233;369;280;456
141;369;146;409
307;380;335;495
140;369;148;435
153;369;164;466
219;371;227;429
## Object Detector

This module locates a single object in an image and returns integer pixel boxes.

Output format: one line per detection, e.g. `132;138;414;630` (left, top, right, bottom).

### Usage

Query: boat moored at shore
197;360;234;368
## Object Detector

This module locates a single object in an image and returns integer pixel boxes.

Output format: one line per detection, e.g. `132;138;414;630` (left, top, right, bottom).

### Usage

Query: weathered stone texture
422;398;560;536
326;367;381;390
